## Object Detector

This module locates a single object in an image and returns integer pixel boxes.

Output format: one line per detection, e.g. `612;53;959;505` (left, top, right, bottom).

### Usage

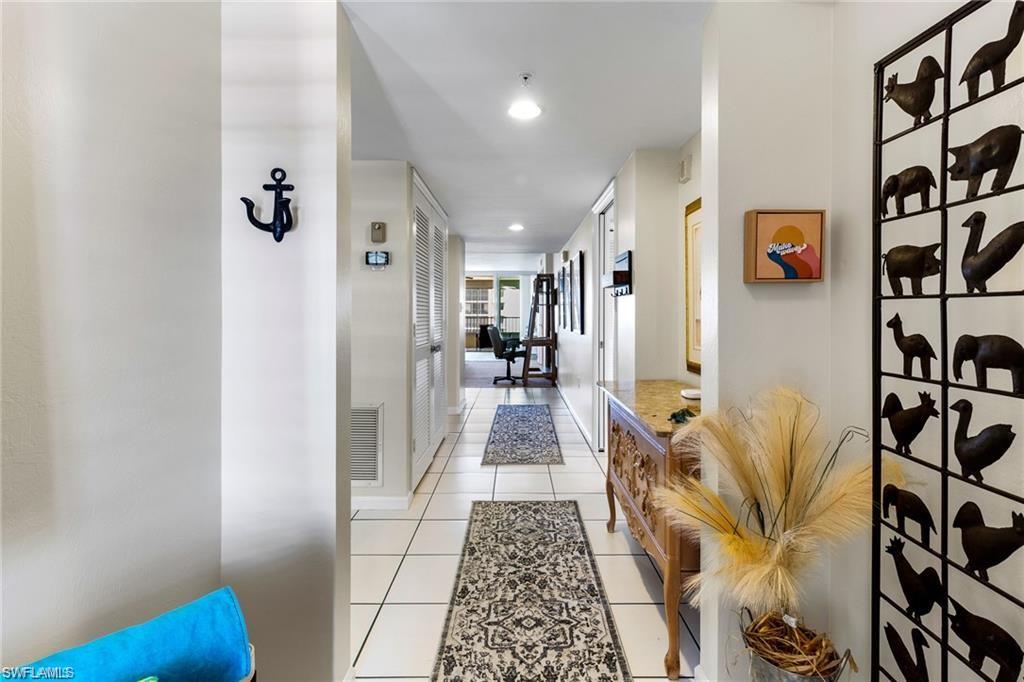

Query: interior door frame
592;182;615;453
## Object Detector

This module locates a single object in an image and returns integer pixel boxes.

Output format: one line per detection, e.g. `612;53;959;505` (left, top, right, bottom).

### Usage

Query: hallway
350;386;700;679
8;1;1022;679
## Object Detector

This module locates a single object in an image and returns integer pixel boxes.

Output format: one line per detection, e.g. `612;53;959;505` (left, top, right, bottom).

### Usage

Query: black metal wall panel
873;2;1024;681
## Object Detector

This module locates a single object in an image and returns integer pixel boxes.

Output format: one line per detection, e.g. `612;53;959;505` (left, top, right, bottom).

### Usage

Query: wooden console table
599;380;701;680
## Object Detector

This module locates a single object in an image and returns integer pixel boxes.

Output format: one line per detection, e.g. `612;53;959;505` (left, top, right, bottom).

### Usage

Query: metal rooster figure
241;168;294;243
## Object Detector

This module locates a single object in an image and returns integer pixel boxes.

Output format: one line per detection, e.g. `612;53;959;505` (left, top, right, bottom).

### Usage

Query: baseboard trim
350;492;413;511
555;384;594;448
447;399;466;415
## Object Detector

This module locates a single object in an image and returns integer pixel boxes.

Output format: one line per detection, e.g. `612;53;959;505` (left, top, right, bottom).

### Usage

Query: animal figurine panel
948;598;1023;682
887;313;936;379
883;391;939;456
953;334;1024;394
885;56;944;126
884;623;930;682
952;502;1024;582
948;125;1023;199
950;398;1016;483
882;244;942;296
961;1;1024;101
886;537;943;622
882;166;937;217
960;211;1024;293
883;484;936;548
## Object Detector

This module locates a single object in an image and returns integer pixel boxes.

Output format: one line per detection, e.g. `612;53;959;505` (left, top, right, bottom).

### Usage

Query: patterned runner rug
482;404;563;465
433;501;632;681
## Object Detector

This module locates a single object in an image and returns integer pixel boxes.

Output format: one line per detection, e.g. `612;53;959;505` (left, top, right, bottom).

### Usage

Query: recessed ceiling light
508;99;542;120
508;223;525;232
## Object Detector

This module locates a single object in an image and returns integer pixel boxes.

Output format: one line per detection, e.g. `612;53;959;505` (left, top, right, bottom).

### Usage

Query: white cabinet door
412;184;448;478
412;198;433;474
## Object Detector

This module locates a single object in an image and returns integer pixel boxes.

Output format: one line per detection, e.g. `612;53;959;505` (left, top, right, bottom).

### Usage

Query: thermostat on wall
365;251;390;269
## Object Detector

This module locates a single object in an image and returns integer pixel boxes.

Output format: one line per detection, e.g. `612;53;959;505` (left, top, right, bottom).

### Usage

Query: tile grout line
356;386;685;678
354;391;474;669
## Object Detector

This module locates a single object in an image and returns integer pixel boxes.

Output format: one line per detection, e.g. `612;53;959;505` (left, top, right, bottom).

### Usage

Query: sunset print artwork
744;210;825;283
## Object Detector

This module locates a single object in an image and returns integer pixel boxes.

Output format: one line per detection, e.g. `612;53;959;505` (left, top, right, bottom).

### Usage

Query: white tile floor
350;386;700;680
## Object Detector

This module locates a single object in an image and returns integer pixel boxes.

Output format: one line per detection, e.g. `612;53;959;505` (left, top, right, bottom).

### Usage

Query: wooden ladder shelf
521;273;557;386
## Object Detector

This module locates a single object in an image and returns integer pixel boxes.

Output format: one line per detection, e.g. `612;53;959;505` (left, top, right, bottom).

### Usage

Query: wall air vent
351;403;383;486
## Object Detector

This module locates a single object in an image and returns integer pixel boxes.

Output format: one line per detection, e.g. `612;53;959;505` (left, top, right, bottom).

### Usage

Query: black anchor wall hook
241;168;294;242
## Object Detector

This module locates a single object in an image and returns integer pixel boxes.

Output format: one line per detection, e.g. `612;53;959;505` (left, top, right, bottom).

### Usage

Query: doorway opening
595;189;616;453
463;273;534;387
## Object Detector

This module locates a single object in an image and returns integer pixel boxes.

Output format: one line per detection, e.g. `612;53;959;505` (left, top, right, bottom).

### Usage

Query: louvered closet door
412;200;433;470
430;218;447;445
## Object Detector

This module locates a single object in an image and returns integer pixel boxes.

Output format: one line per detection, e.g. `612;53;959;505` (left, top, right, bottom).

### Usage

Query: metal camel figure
887;313;935;379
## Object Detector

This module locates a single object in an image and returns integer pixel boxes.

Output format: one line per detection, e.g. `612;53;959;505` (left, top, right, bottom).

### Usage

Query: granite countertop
597;380;701;437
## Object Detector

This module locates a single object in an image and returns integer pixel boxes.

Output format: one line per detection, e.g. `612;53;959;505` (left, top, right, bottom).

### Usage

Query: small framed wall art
743;209;825;283
572;250;584;334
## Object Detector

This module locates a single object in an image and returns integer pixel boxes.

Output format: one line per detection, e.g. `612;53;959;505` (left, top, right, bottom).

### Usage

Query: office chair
487;325;527;385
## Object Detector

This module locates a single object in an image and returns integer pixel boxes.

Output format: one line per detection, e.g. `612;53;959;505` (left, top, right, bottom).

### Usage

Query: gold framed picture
743;209;825;283
685;198;702;374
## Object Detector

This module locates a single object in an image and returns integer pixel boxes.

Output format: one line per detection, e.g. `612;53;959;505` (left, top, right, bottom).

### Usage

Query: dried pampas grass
654;387;901;615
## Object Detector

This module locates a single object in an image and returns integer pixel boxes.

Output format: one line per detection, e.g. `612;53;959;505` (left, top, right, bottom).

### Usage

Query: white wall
633;149;689;382
1;2;222;663
446;235;466;412
555;215;597;444
465;250;543;273
335;11;354;677
351;160;413;500
557;146;696;448
700;4;834;679
220;3;345;678
613;155;638;386
610;149;690;386
698;3;1022;678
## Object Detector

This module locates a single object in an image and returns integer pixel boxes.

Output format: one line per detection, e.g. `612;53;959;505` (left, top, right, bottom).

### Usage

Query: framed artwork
567;260;575;331
684;198;702;374
743;209;825;283
572;251;584;334
559;265;568;329
557;280;565;329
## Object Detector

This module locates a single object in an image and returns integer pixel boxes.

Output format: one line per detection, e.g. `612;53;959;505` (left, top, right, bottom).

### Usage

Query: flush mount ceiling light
508;223;525;232
507;72;542;121
508;100;541;120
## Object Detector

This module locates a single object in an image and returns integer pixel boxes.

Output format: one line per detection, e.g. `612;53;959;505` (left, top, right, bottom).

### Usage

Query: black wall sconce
241;168;294;243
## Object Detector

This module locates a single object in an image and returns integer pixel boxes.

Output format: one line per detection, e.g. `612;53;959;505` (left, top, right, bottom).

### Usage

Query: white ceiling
345;2;707;253
465;251;544;274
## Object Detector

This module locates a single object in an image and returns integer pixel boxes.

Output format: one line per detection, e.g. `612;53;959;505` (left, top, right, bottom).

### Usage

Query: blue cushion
23;587;251;682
